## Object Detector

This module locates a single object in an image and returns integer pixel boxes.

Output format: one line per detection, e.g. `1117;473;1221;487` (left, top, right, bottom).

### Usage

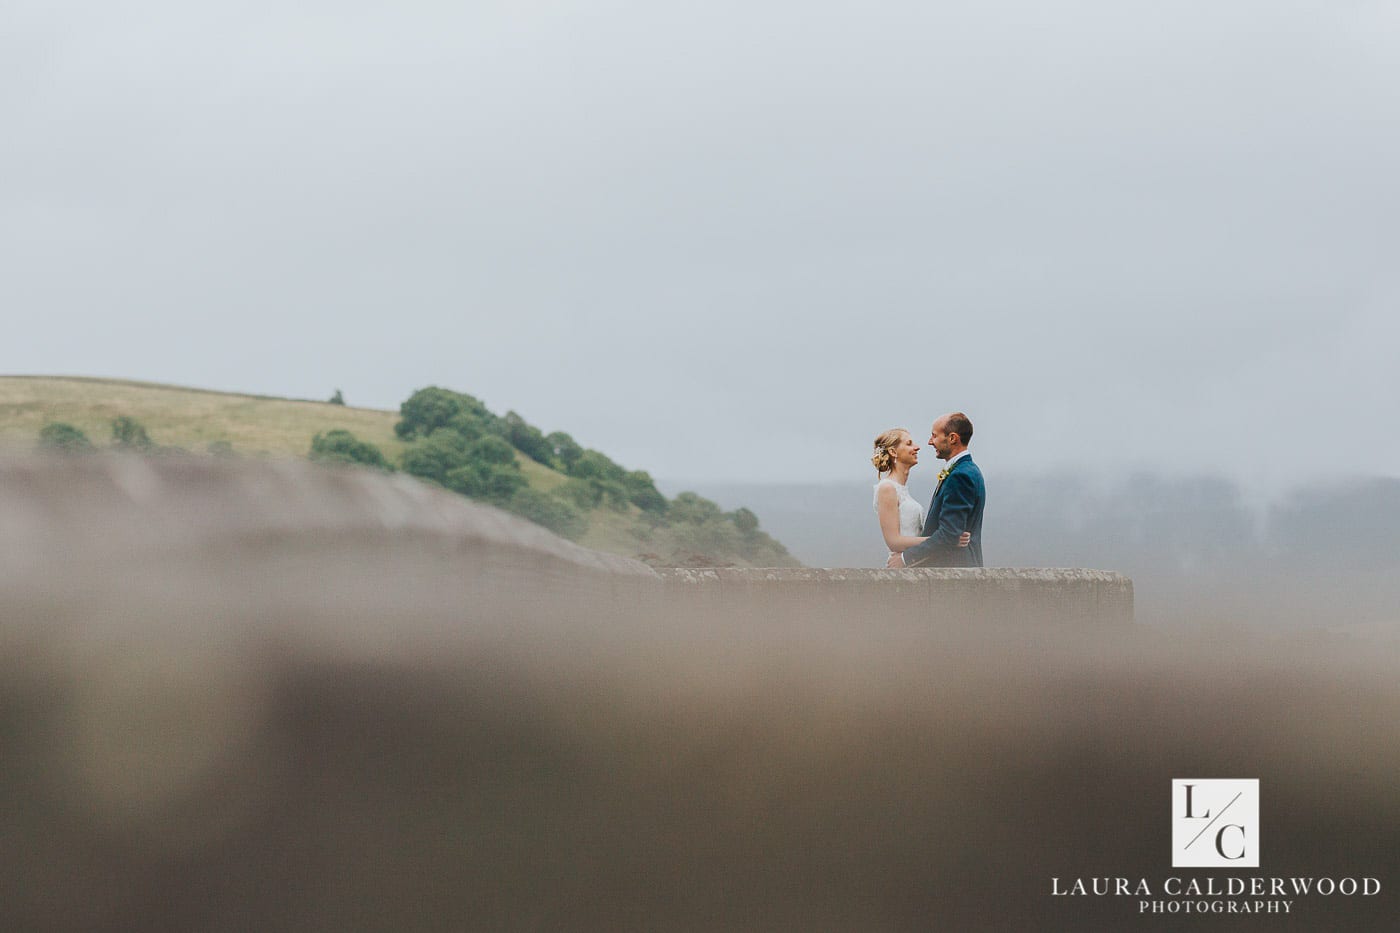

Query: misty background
5;1;1398;622
671;473;1400;629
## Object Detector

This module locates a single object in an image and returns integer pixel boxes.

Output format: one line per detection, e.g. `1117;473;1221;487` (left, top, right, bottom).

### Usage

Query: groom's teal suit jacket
903;454;985;568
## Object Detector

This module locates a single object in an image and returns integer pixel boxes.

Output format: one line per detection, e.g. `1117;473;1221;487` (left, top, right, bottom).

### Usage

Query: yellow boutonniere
937;467;951;482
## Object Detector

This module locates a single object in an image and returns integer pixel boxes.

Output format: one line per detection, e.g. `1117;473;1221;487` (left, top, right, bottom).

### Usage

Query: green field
0;375;794;566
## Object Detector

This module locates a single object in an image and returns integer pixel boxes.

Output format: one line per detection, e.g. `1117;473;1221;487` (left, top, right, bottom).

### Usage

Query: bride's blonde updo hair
871;428;908;475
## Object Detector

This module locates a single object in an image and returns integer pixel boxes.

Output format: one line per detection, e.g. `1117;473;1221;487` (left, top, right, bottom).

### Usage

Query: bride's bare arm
876;483;928;552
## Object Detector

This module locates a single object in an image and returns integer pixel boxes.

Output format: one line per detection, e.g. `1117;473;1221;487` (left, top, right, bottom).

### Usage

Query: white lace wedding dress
873;477;924;563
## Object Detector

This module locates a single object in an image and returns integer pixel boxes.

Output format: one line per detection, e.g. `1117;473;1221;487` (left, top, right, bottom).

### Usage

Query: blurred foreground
2;456;1396;930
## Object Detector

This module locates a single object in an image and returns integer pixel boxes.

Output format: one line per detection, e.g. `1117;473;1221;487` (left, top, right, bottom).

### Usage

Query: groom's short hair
946;413;973;445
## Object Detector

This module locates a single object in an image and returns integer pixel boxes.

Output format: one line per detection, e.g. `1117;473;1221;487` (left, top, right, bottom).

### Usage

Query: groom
888;412;985;568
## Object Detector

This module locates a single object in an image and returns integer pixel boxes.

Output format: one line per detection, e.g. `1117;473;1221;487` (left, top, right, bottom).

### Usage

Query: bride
872;427;968;564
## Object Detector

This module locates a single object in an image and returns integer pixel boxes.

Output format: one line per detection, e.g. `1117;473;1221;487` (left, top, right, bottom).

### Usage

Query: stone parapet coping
656;566;1135;625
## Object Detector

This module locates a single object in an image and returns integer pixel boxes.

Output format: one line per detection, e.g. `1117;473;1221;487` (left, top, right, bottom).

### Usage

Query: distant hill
0;376;798;568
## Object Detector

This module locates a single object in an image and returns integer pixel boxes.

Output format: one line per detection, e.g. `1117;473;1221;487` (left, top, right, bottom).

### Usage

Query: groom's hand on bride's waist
886;552;905;569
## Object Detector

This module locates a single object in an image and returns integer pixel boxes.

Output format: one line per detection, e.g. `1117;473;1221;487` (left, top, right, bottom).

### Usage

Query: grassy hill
0;375;798;567
0;375;405;458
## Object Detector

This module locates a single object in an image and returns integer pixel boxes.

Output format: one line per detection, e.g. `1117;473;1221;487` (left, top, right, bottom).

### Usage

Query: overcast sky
5;1;1397;486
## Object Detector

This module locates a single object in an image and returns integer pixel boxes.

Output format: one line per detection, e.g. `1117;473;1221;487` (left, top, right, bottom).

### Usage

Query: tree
546;431;583;471
329;389;345;406
396;387;463;440
668;492;723;525
503;411;554;465
730;507;759;535
505;488;588;540
568;449;625;482
401;428;471;484
445;413;489;443
438;435;525;505
564;451;632;510
38;422;93;453
310;429;392;470
445;462;526;505
111;416;153;451
623;470;667;514
395;386;505;442
464;435;517;466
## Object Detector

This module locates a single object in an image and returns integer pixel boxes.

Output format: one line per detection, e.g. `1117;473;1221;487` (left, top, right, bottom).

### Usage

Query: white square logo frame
1172;779;1260;868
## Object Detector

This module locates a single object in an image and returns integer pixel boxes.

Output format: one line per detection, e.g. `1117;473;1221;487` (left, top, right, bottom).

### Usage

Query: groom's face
929;419;953;459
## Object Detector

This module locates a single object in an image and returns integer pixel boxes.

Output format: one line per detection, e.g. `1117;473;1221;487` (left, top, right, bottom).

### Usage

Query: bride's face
893;432;920;468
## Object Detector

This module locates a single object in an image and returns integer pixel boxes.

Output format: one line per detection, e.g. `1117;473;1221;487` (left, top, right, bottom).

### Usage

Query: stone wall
657;567;1134;627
